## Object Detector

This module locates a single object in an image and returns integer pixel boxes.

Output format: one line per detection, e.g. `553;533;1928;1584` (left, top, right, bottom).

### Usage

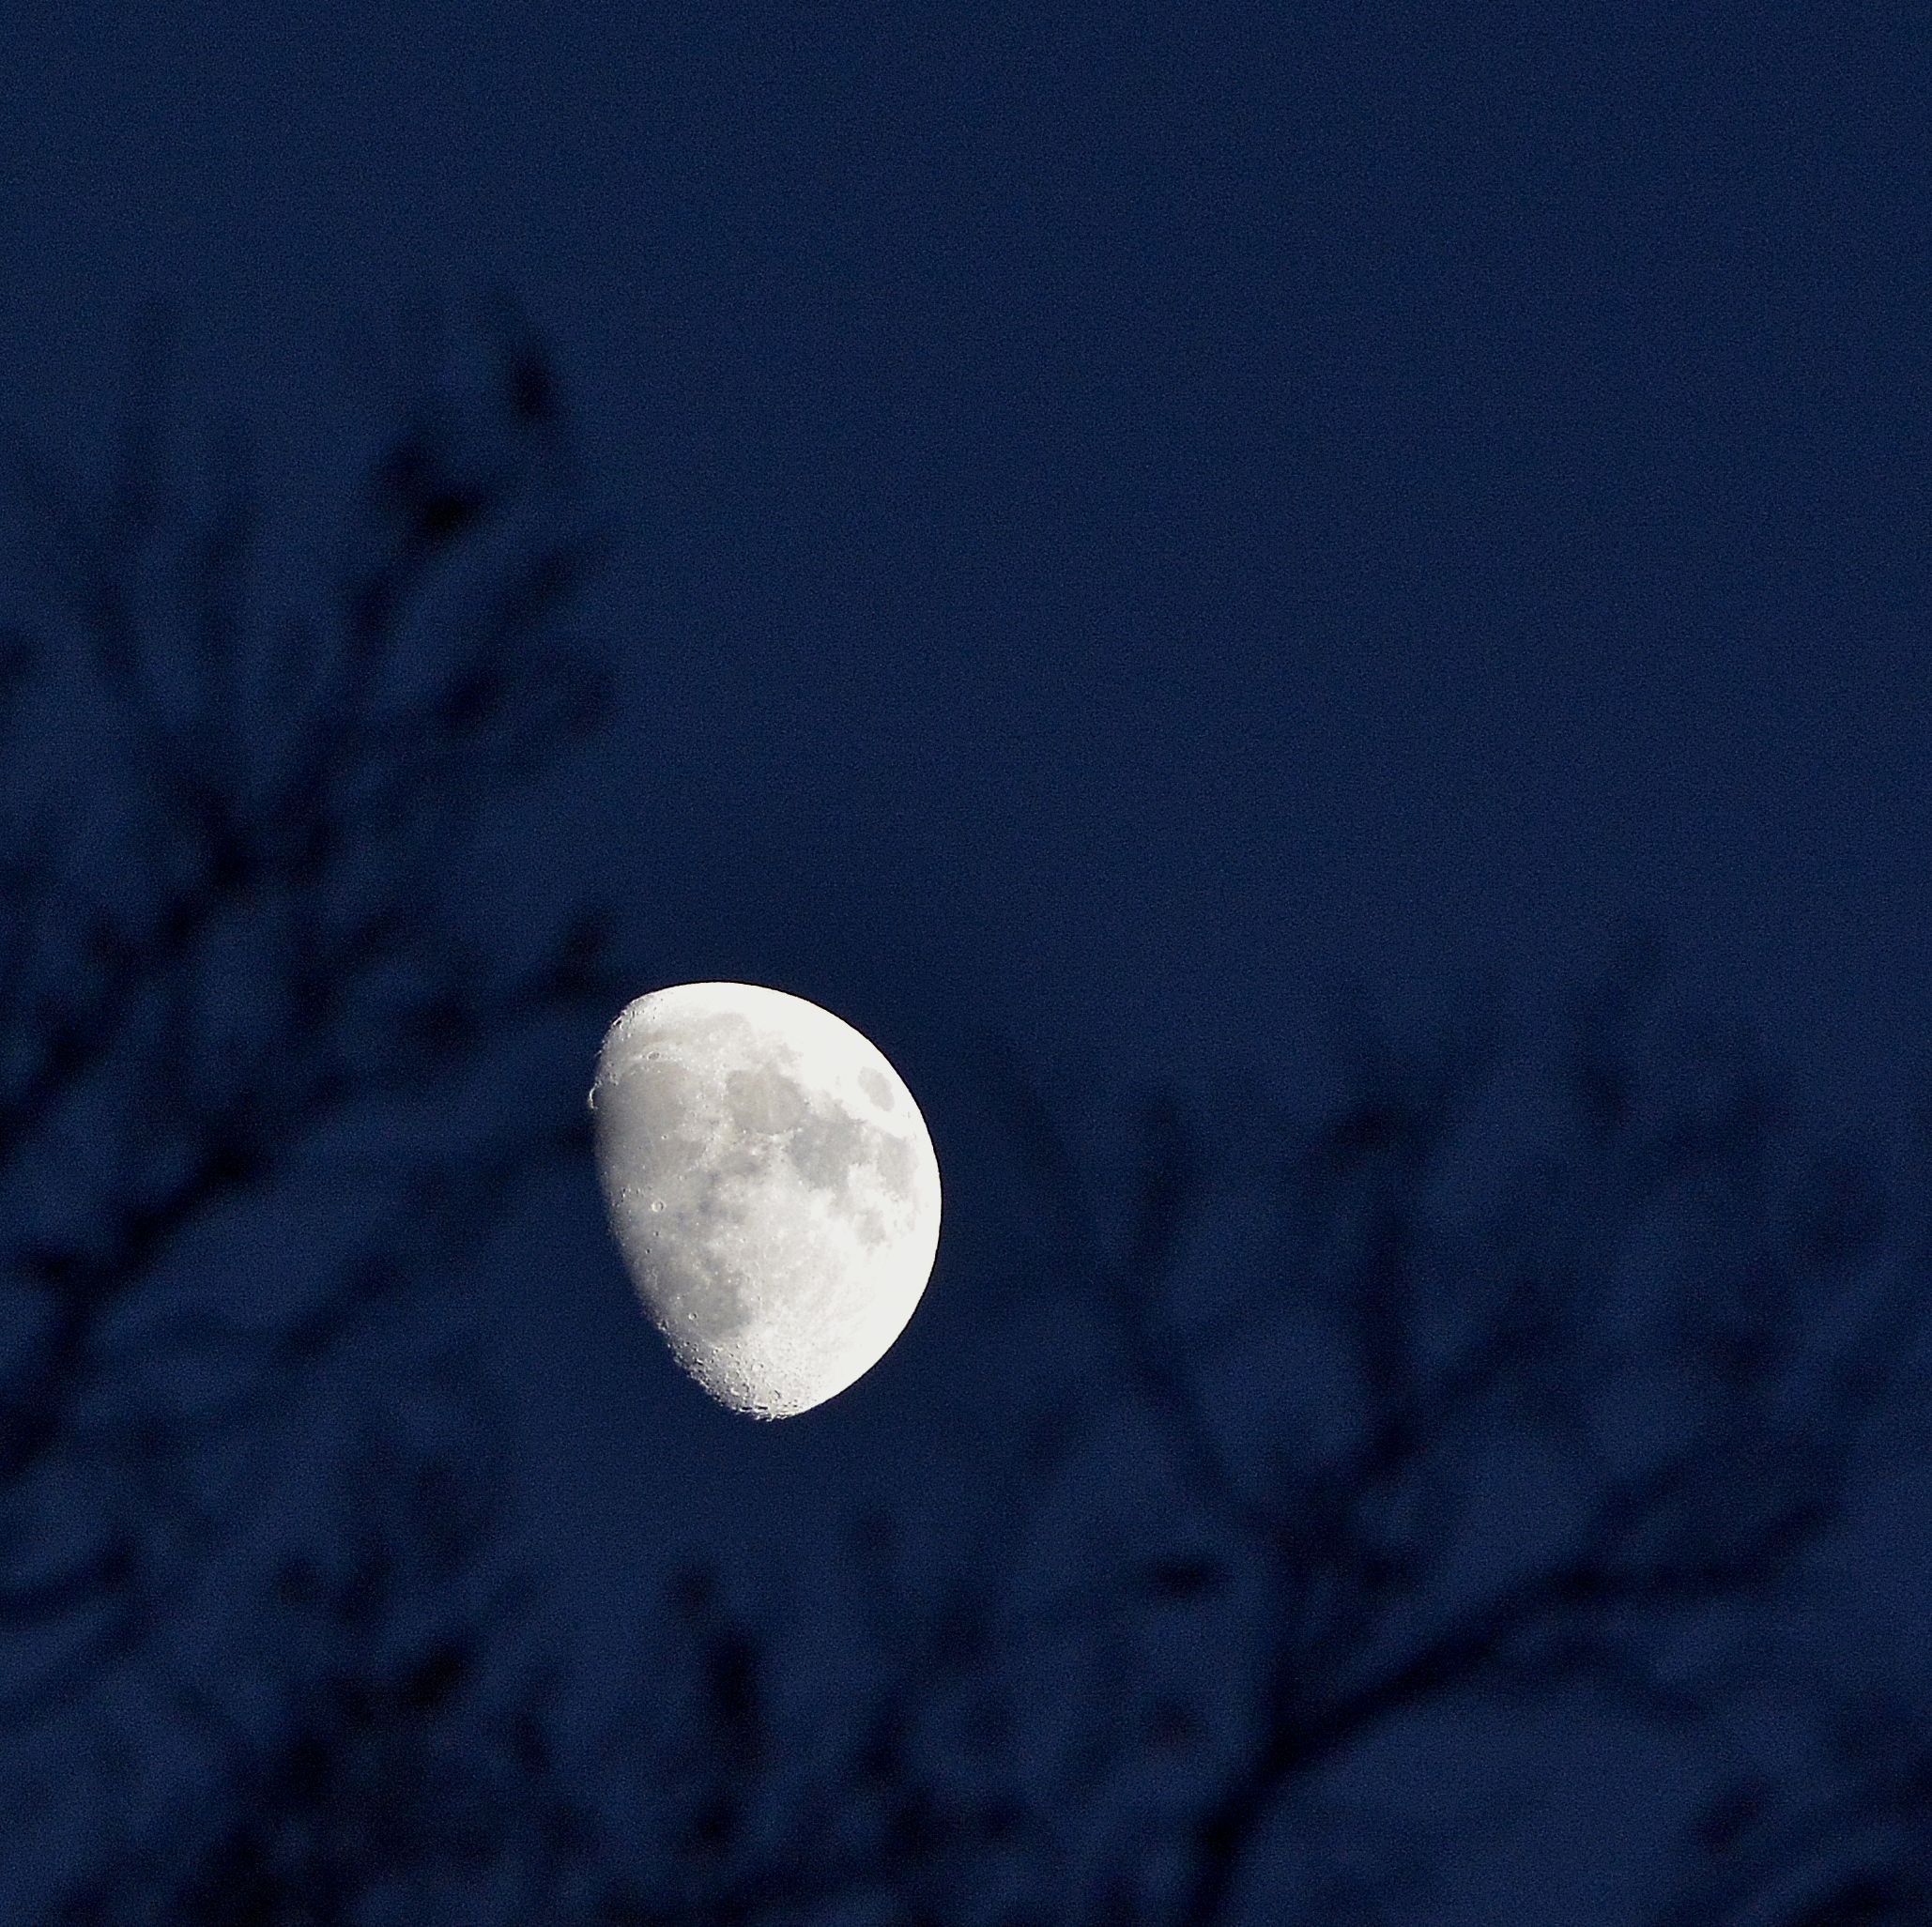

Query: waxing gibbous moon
590;982;943;1418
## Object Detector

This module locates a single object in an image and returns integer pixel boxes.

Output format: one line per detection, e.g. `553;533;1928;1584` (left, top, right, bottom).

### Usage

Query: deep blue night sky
5;5;1929;1124
4;6;1931;1922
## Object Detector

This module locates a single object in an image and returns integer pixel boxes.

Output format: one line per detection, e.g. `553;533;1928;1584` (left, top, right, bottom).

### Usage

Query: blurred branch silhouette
1655;1680;1932;1927
0;298;616;1747
54;1366;592;1927
958;944;1931;1924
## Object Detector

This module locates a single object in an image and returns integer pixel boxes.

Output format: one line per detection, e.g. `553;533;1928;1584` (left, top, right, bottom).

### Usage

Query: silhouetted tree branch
0;297;617;1792
1654;1682;1932;1927
51;1358;597;1927
963;944;1932;1924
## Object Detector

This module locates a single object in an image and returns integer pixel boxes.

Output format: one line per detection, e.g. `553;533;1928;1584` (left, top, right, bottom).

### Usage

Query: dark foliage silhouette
0;298;618;1917
54;1366;591;1927
963;959;1932;1922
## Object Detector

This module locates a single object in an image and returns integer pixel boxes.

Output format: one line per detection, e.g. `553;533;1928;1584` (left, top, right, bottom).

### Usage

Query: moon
589;982;943;1418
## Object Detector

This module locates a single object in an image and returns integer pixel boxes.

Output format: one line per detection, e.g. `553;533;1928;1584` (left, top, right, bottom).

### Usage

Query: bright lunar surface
590;982;943;1418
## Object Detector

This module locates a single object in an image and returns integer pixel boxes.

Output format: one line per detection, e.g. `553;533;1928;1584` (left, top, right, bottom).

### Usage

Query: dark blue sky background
4;3;1929;1126
4;6;1931;1919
